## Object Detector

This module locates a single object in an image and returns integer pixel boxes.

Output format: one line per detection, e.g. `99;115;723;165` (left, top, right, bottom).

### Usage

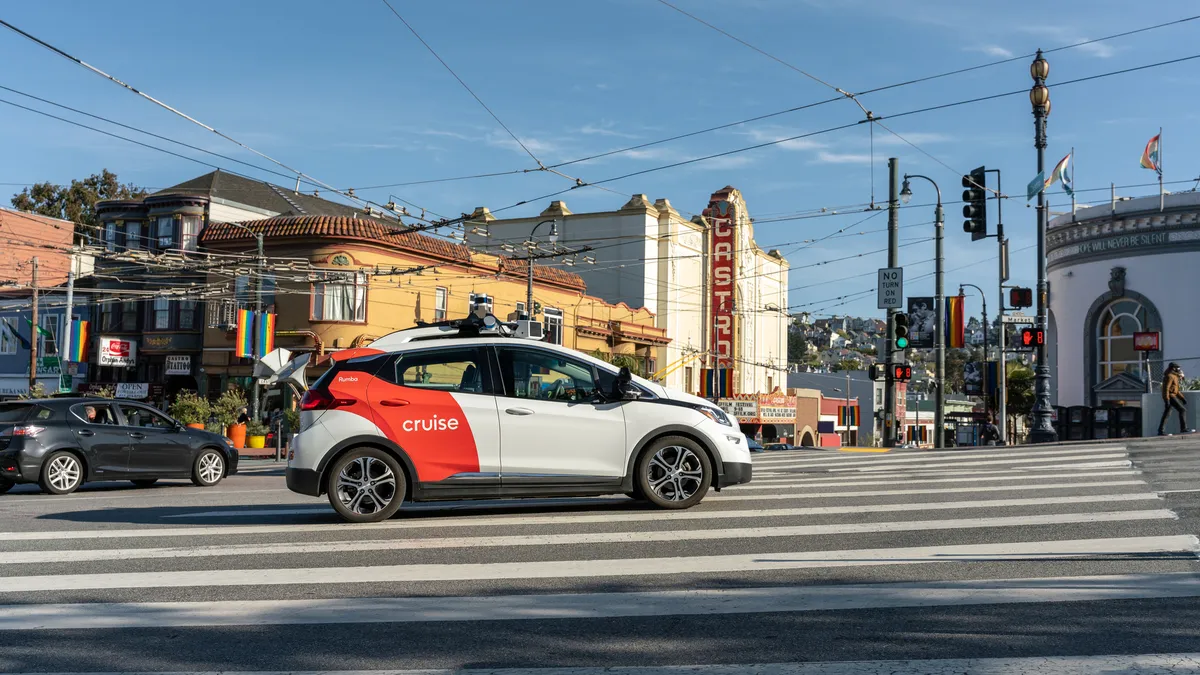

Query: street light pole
525;219;559;314
900;174;945;449
1029;49;1058;444
960;283;989;417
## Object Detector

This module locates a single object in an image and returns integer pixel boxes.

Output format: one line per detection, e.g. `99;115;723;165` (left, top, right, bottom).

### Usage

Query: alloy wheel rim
199;453;223;484
48;455;81;491
647;446;704;501
336;456;397;515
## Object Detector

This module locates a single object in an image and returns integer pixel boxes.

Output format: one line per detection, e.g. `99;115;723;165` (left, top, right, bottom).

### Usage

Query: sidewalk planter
247;434;266;449
226;423;247;449
186;423;205;430
245;422;269;449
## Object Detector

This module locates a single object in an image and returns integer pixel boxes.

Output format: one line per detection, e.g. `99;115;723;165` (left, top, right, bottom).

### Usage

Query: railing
206;299;238;330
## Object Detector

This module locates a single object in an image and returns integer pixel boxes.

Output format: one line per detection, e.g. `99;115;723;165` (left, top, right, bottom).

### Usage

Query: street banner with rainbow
946;294;965;349
68;320;89;362
1140;132;1161;174
255;312;276;358
235;308;254;359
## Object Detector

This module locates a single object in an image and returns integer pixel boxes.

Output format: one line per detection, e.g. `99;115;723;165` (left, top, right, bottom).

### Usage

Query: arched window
1096;299;1148;381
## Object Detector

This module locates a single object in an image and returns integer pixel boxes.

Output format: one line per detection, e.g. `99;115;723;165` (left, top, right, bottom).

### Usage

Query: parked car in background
0;398;238;495
764;443;796;452
745;435;765;453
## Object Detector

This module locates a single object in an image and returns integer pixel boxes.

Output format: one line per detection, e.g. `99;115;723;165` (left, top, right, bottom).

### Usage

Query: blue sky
2;0;1197;320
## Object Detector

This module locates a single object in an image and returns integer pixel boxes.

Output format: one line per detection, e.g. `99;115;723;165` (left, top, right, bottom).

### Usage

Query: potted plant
245;420;269;449
283;408;300;446
212;389;248;449
168;391;210;429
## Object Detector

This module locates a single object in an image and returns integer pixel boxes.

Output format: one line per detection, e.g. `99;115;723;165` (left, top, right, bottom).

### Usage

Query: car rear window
0;403;34;424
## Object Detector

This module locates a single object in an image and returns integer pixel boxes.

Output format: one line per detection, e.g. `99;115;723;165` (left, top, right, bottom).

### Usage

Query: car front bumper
717;461;752;488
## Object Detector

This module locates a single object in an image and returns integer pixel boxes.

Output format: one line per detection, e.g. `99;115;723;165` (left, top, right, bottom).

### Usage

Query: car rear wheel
191;450;225;487
40;451;83;495
327;448;406;523
636;436;712;509
131;479;159;488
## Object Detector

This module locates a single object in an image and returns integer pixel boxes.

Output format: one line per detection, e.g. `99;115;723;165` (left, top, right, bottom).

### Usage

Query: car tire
0;478;13;495
636;436;712;510
39;451;84;495
131;479;159;488
326;448;406;523
191;449;225;487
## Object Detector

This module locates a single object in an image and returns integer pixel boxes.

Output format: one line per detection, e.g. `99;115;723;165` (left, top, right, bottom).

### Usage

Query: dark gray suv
0;398;238;495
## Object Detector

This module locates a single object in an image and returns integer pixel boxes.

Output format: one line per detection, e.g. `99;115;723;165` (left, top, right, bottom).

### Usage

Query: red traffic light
1021;328;1045;347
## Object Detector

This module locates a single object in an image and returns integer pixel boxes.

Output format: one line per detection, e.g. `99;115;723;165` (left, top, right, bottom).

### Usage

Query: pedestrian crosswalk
2;442;1199;672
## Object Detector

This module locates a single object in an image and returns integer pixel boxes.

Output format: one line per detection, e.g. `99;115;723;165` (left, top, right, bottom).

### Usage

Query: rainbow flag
255;312;276;358
234;308;254;358
946;294;965;349
68;320;89;362
700;368;733;398
1140;133;1161;174
1044;152;1072;196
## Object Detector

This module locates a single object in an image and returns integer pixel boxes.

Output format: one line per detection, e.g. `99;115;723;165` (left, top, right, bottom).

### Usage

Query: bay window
153;297;171;330
180;215;201;251
104;222;118;252
124;221;142;251
312;271;367;322
156;215;174;249
121;301;138;332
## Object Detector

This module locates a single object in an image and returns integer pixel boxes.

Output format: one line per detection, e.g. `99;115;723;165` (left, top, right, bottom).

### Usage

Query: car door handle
77;430;94;437
505;407;534;416
129;432;146;439
379;399;410;407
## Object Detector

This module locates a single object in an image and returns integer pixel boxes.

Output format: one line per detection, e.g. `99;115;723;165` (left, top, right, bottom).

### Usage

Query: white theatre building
1048;191;1200;409
469;186;789;396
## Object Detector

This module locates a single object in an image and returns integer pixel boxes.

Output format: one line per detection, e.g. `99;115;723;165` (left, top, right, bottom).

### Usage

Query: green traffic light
896;336;909;349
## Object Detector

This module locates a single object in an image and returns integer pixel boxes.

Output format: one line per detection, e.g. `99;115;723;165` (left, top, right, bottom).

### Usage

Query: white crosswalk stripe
3;442;1198;673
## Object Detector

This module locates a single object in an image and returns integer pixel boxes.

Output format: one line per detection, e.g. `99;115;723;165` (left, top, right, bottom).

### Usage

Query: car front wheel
40;451;83;495
191;450;225;487
327;448;406;523
636;436;712;509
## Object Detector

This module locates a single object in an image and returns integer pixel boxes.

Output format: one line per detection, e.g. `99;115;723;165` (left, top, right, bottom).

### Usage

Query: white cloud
485;131;562;158
1019;26;1115;58
874;131;954;146
971;44;1014;59
739;125;828;151
579;122;639;139
814;151;873;165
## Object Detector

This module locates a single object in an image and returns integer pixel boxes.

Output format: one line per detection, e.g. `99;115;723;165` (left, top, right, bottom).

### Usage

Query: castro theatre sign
719;393;797;425
705;190;739;381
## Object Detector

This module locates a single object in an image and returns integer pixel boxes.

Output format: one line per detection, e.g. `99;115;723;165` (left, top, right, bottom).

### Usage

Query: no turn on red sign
877;267;903;309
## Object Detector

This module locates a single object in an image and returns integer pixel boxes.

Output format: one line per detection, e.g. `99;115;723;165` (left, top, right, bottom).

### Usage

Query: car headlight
696;406;734;427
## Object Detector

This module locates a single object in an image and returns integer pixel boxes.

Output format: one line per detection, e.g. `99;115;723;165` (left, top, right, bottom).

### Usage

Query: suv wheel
191;450;225;487
40;451;83;495
327;448;406;523
636;436;712;509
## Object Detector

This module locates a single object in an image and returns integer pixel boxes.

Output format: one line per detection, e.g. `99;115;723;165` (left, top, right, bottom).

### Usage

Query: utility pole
883;158;899;447
59;251;77;394
250;232;264;421
989;168;1008;443
28;257;39;393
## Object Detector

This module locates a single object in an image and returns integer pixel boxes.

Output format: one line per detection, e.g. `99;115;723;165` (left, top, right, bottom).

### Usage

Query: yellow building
198;215;669;397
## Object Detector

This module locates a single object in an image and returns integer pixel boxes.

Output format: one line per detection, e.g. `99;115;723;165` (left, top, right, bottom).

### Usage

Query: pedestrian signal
1021;328;1045;347
891;364;913;382
893;313;910;350
1009;288;1033;308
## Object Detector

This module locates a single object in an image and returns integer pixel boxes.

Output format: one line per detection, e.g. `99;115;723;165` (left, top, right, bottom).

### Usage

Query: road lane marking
742;470;1139;489
0;536;1193;592
758;453;1129;472
707;480;1145;501
752;444;1127;466
0;509;1173;564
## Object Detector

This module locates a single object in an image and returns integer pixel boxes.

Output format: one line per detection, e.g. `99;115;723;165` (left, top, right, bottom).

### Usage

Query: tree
1006;362;1035;432
832;359;862;372
787;331;808;363
11;169;147;241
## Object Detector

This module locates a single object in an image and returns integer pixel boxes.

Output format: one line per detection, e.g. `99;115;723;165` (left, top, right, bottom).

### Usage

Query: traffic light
962;166;987;241
891;364;913;382
892;313;910;350
1021;328;1046;347
1009;287;1033;308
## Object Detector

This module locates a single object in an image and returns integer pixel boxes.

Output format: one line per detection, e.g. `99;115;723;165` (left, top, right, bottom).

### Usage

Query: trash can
1065;406;1091;441
1112;406;1142;438
1091;407;1111;440
1052;405;1067;440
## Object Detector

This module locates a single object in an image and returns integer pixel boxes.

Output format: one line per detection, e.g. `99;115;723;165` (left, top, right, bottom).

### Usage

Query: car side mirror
615;366;641;400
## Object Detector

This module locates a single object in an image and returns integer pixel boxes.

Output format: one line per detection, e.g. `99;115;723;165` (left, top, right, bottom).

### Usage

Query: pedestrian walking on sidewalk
1158;362;1192;436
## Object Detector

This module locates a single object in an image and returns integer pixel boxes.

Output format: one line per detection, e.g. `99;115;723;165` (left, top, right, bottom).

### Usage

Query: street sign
1134;331;1160;351
877;267;903;309
1001;314;1034;325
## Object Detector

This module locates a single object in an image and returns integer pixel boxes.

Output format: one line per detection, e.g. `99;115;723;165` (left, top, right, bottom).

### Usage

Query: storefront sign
706;195;737;376
99;337;137;367
115;382;149;399
165;355;192;375
0;376;59;397
1133;331;1160;351
719;394;798;424
1050;231;1172;264
718;399;758;420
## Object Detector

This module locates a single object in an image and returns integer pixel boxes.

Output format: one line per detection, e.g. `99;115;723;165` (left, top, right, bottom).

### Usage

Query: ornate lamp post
899;175;945;449
1029;49;1058;443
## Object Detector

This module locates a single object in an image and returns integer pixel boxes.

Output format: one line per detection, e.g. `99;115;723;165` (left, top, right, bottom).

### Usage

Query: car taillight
299;390;356;411
1;425;45;437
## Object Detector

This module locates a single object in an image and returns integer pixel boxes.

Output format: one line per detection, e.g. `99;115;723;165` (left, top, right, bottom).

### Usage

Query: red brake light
2;425;45;437
299;390;356;411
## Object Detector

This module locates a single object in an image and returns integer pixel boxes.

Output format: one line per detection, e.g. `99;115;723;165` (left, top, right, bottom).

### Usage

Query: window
544;307;563;345
121;301;138;331
118;404;174;429
153;298;171;330
179;299;197;330
499;347;598;402
516;301;527;316
0;318;17;355
73;403;117;425
387;347;487;394
312;271;366;322
156;215;175;249
124;221;142;251
38;314;59;356
104;222;119;252
1097;299;1148;381
180;215;201;251
434;287;448;321
684;366;694;393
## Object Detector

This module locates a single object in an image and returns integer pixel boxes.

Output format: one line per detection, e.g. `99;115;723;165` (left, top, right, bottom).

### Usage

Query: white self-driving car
286;312;752;522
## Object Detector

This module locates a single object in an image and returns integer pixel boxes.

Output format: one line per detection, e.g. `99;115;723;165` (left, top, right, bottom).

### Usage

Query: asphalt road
2;438;1200;673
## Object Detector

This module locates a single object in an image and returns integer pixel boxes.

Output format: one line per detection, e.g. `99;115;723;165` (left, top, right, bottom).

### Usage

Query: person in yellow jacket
1158;363;1193;436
